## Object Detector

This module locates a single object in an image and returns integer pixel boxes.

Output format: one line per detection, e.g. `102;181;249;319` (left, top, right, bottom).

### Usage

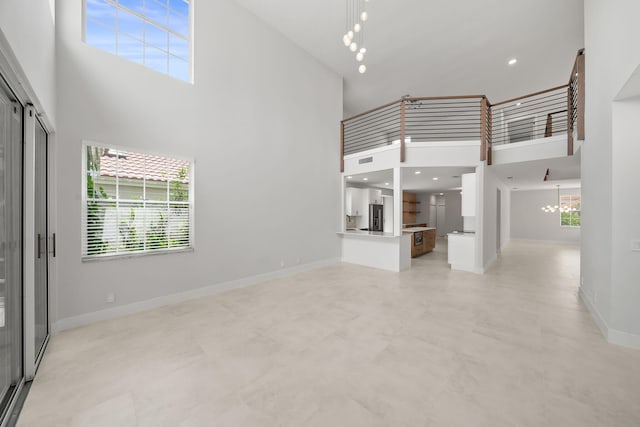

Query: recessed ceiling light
415;171;421;175
347;176;353;179
363;177;369;181
508;58;518;66
439;193;444;196
384;182;390;185
515;102;521;106
432;177;439;181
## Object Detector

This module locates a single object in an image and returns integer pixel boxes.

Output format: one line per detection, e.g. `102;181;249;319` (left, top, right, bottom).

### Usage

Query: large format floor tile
17;240;640;426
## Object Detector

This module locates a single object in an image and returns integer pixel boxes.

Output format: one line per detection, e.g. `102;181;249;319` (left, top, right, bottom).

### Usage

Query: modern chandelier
341;0;370;74
541;185;576;213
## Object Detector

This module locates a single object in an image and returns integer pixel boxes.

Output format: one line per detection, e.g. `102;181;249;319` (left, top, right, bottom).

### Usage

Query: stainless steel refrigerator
369;204;384;232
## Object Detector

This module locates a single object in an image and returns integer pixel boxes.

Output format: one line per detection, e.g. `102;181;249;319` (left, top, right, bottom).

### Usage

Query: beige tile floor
18;240;640;426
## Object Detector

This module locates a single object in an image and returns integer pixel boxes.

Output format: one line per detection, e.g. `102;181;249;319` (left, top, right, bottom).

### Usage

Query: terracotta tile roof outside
99;151;190;183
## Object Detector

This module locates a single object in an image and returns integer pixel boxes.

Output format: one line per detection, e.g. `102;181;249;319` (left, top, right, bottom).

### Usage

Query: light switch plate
632;240;640;252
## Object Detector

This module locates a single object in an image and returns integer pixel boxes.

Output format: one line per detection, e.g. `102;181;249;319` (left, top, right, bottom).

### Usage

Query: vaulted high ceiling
234;0;584;117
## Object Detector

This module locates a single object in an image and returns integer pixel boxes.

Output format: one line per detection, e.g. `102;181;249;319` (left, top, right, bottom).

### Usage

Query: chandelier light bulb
348;30;354;39
356;52;364;61
342;34;351;46
350;42;358;52
360;47;367;54
354;23;361;32
361;11;368;21
359;64;367;74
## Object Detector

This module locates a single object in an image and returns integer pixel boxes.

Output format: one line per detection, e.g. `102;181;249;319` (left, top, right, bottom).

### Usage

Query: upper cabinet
461;173;476;217
346;188;384;216
346;187;364;216
368;189;383;205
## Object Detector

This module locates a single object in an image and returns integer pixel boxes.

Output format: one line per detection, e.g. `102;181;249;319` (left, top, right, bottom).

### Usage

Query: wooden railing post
577;52;585;140
400;100;406;163
340;122;345;172
480;97;487;162
487;103;493;165
567;83;574;156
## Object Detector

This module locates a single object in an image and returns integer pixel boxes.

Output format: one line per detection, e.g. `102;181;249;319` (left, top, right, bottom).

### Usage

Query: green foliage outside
561;211;581;227
86;147;112;255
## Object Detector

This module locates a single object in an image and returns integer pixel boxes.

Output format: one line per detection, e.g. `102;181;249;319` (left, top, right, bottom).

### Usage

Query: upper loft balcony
340;50;585;174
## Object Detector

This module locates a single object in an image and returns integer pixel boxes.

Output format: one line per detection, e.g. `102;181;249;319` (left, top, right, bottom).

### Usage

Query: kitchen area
339;166;479;272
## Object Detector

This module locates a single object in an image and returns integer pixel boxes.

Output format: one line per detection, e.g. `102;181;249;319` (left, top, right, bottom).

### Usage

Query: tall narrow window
84;0;192;82
560;194;581;227
82;144;194;259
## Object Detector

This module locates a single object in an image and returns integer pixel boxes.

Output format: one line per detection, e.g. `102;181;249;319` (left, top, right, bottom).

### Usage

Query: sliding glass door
0;79;24;418
34;119;48;361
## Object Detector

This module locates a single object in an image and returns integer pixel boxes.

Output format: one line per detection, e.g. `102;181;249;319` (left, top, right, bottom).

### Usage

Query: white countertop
448;231;476;238
403;227;436;233
337;230;398;239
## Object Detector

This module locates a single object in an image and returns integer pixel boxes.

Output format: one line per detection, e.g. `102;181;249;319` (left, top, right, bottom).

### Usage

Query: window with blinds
84;0;192;82
82;144;194;259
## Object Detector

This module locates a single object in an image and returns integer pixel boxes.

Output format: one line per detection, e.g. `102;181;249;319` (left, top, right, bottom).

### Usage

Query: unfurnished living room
0;0;639;426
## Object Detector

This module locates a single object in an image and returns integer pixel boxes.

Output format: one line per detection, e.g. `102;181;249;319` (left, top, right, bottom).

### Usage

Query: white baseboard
510;238;580;246
579;287;640;350
481;254;498;273
450;264;482;274
608;329;640;349
52;258;340;333
579;287;609;338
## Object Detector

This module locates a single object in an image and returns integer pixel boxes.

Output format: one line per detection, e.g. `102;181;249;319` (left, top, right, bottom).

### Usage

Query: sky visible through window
85;0;191;82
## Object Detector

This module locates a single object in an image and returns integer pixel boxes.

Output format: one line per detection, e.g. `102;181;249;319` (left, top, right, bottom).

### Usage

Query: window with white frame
82;144;194;259
84;0;192;82
560;194;581;227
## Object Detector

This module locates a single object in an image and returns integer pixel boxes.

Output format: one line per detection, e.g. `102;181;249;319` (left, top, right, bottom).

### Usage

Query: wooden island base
402;227;436;258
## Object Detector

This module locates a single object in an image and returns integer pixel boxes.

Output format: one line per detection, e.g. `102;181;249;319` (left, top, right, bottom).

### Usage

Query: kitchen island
337;231;411;272
402;227;436;257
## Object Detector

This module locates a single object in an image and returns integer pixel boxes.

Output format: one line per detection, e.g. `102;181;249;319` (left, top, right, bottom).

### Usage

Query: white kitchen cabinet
448;233;476;272
383;196;394;233
368;189;383;205
346;187;365;216
461;173;476;217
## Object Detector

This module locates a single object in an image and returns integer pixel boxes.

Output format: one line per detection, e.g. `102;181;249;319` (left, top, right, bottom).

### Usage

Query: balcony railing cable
339;50;585;171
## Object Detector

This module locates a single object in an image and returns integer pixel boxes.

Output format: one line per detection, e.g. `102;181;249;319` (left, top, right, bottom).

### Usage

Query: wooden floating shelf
403;211;421;214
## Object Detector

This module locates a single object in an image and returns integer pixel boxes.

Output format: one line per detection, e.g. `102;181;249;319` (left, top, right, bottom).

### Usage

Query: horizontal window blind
83;144;193;259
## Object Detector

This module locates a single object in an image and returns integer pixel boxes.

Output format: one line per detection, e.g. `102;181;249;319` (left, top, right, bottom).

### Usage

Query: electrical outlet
106;293;115;303
631;240;640;252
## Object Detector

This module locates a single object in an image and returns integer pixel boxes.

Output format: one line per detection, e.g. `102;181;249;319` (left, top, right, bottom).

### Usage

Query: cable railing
489;84;569;146
339;50;585;171
341;96;485;169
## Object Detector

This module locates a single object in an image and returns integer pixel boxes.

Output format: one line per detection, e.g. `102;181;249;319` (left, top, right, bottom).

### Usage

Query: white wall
415;192;430;225
421;191;463;234
481;165;511;269
443;191;463;234
611;96;640;339
511;189;581;244
583;0;640;346
0;0;56;127
54;0;342;326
